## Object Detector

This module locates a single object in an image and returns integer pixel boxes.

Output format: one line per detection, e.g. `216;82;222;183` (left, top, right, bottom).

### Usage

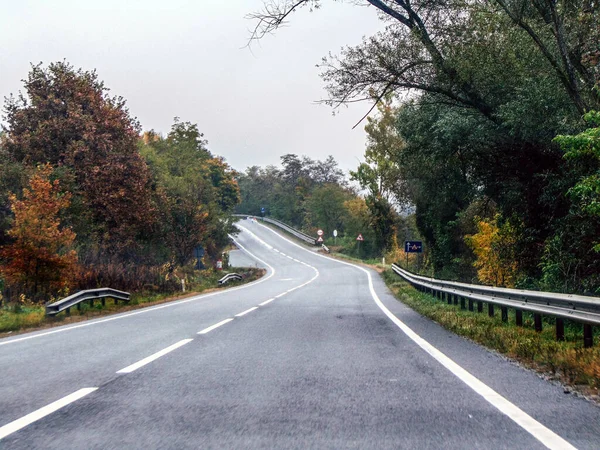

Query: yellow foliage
465;214;520;287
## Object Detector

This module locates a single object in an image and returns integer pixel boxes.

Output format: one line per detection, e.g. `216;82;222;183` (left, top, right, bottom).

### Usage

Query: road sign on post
317;229;324;236
333;229;337;245
317;236;324;243
194;246;205;270
356;233;364;255
260;207;265;218
404;241;423;271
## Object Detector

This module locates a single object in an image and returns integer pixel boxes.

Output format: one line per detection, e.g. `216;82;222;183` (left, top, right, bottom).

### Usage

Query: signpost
356;233;364;254
404;241;423;271
333;229;338;245
194;245;205;270
260;207;265;218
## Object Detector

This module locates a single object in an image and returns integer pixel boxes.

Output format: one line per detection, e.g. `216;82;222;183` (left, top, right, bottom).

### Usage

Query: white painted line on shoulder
280;253;287;256
0;235;275;348
259;298;275;306
235;307;258;317
116;339;193;374
275;293;286;298
0;387;98;440
257;222;576;450
198;318;234;335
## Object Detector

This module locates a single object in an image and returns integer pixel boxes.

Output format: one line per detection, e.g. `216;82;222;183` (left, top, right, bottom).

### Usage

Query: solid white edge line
256;222;577;450
0;235;276;348
198;318;234;335
116;339;193;374
275;293;286;298
259;298;275;306
235;307;259;317
0;388;98;440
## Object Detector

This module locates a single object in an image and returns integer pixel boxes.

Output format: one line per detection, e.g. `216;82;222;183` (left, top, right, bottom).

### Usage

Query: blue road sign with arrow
405;241;423;253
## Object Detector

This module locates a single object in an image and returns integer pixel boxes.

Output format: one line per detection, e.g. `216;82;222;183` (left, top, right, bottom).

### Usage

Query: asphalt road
1;218;599;449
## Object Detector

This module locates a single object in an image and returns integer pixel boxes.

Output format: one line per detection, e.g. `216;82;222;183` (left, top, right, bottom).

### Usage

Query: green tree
542;111;600;293
305;184;352;235
140;120;240;267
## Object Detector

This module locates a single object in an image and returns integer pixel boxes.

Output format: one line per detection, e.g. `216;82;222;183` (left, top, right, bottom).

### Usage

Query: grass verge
381;269;600;397
0;267;264;337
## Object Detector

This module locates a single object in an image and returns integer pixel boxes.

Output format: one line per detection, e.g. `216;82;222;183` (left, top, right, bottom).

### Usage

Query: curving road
0;218;599;449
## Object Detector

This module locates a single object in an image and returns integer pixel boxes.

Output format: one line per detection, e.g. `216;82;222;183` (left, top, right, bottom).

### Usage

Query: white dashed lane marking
116;339;194;374
235;307;259;317
0;388;98;440
198;319;234;335
259;298;275;306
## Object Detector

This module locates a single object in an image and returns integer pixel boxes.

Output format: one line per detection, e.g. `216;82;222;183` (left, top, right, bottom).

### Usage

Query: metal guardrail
233;214;317;245
218;273;243;285
45;288;131;316
391;264;600;347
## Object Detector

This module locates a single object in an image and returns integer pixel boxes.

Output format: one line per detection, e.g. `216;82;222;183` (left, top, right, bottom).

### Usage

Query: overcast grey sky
0;0;384;173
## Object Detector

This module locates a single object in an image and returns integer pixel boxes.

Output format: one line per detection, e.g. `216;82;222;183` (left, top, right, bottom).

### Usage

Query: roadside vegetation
0;267;264;336
382;271;600;395
0;62;242;315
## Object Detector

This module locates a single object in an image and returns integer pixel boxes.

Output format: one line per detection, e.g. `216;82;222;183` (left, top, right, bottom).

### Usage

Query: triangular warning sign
317;236;324;243
356;234;364;241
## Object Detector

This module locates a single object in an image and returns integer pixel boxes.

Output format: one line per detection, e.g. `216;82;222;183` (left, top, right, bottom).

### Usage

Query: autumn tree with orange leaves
0;165;78;299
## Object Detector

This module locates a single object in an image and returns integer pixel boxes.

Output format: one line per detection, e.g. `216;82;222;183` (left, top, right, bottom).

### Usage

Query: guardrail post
454;295;459;306
584;324;593;348
534;314;542;332
556;319;564;341
501;306;508;323
101;298;106;307
90;299;94;307
468;298;474;311
77;303;81;312
516;310;523;326
488;303;494;317
477;301;483;313
460;297;466;310
114;298;119;305
447;293;452;305
65;307;71;316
